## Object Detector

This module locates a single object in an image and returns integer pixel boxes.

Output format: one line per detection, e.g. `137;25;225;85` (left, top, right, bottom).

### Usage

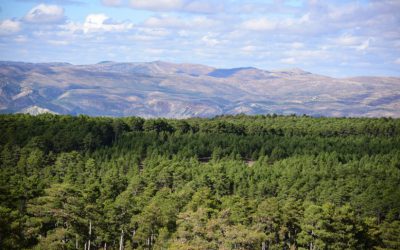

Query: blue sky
0;0;399;77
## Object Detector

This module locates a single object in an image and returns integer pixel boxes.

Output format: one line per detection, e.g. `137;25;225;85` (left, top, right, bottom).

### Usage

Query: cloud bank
0;0;399;77
24;4;65;23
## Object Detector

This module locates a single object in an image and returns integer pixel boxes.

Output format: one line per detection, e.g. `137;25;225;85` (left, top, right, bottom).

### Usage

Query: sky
0;0;399;77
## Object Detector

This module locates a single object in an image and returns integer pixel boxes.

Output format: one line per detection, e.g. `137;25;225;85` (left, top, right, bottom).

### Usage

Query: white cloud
299;13;311;23
24;4;65;24
356;38;371;51
285;49;327;59
127;27;170;41
241;17;276;31
47;40;69;46
333;35;372;51
1;0;399;76
144;16;182;28
61;14;134;34
280;57;296;64
178;30;189;37
241;45;257;52
144;48;165;55
102;0;122;6
240;12;312;33
184;1;222;13
335;34;361;46
290;42;304;49
59;22;81;35
128;34;160;41
130;0;184;11
141;28;170;37
201;34;220;47
0;19;21;35
14;35;27;43
143;15;218;29
191;16;219;29
84;14;134;33
130;0;222;13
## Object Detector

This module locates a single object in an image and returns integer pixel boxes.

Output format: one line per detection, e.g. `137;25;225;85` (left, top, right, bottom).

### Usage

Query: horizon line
1;59;399;79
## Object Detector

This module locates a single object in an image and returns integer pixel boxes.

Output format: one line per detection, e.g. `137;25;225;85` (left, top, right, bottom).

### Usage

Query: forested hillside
1;114;400;249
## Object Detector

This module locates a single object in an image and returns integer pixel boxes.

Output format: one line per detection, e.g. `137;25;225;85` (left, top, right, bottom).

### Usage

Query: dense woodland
1;113;400;250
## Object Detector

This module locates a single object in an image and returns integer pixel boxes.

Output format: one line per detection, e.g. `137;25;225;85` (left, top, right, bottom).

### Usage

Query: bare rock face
0;61;399;117
19;105;58;115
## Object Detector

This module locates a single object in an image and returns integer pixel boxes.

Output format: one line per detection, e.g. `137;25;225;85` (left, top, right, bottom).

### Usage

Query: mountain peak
97;61;115;64
274;67;311;75
1;61;399;118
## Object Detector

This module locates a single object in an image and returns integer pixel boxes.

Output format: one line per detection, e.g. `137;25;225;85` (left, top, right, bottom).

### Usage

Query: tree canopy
0;113;399;249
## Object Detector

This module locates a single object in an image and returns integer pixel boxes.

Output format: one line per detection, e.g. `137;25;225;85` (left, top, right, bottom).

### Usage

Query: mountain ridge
0;61;399;118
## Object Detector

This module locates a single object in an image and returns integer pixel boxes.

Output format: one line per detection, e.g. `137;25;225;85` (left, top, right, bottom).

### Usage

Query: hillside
1;61;399;117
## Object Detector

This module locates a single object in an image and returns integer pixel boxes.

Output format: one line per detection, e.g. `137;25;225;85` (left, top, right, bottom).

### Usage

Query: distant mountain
0;61;399;118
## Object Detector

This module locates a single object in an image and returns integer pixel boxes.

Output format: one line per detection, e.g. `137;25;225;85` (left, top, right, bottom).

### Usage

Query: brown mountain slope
0;61;399;117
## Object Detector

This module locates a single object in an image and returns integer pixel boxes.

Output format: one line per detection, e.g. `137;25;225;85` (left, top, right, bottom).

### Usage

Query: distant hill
0;61;399;117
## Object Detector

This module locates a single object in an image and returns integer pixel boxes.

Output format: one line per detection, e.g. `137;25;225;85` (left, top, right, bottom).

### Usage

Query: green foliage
0;113;399;249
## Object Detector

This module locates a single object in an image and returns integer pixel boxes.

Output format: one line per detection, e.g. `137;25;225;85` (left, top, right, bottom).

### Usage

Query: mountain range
0;60;399;118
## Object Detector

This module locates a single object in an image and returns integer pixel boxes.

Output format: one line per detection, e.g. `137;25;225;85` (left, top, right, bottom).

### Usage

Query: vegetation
1;113;399;249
